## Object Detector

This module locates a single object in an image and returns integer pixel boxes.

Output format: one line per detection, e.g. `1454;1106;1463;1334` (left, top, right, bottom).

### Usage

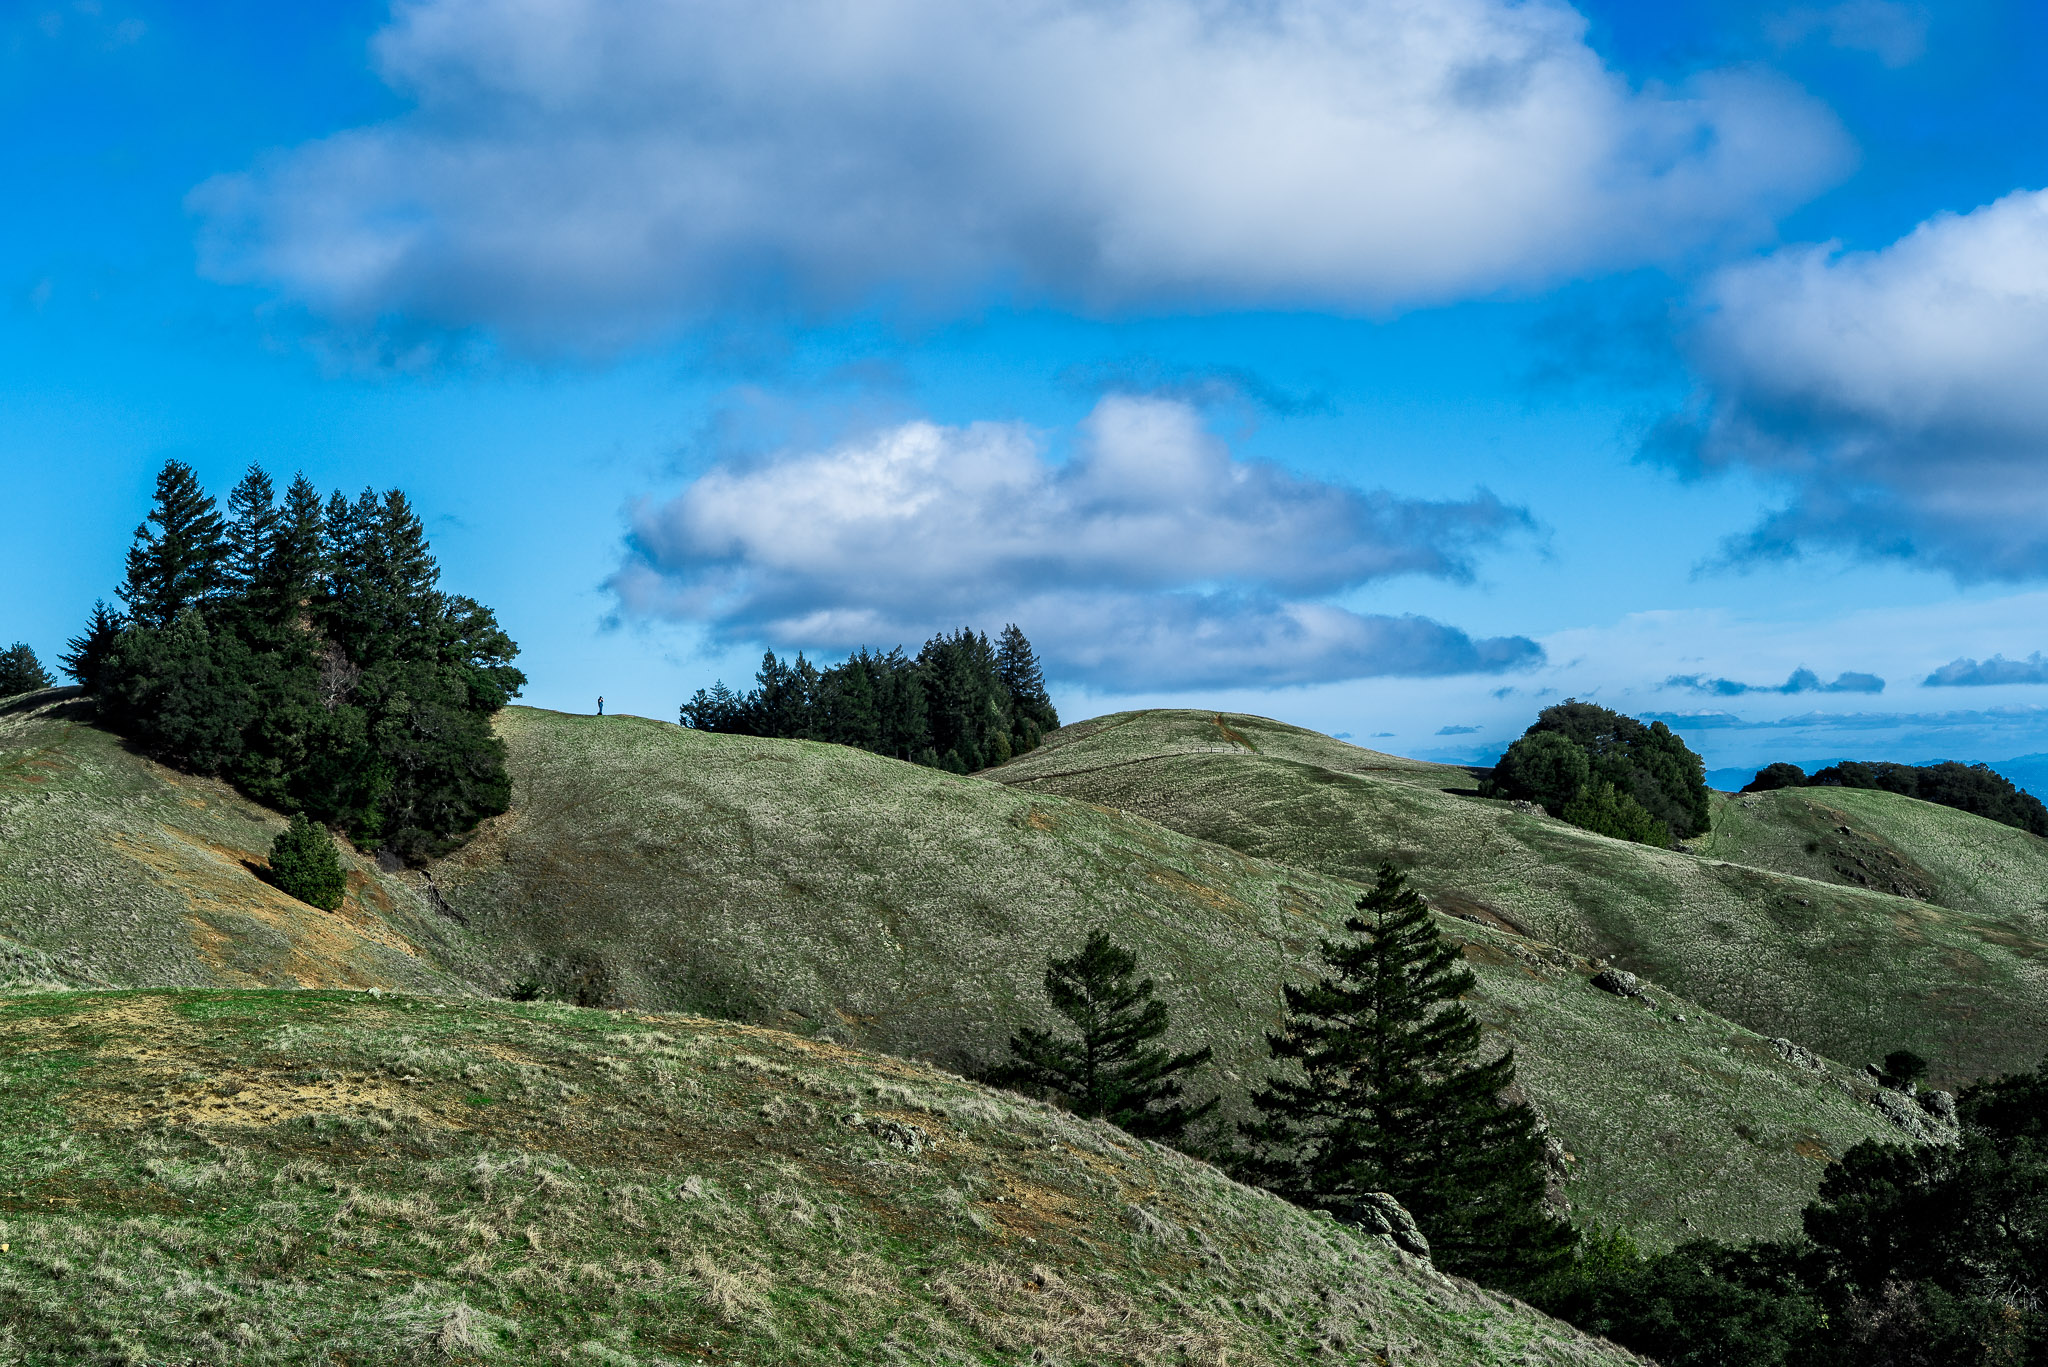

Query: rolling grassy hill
990;709;2048;1092
0;692;1905;1249
0;987;1646;1366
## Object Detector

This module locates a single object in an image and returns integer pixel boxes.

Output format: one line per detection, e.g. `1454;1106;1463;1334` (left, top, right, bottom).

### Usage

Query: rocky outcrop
1592;968;1657;1008
1338;1191;1432;1259
1770;1037;1829;1073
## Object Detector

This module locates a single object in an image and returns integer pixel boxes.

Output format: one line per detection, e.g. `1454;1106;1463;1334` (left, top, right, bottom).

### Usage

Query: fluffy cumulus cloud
1664;667;1884;696
191;0;1846;348
1669;188;2048;579
611;395;1540;690
1926;654;2048;687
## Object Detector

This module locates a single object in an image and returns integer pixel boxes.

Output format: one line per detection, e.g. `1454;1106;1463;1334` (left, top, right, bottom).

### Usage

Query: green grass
0;694;1905;1248
0;988;1643;1366
991;710;2048;1092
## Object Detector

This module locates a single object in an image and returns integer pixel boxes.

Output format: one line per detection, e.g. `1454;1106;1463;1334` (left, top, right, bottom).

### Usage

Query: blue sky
10;0;2048;781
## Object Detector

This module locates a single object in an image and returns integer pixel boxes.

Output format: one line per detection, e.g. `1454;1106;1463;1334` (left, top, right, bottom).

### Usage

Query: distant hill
0;987;1644;1365
0;691;1902;1249
1709;755;2048;799
991;709;2048;1093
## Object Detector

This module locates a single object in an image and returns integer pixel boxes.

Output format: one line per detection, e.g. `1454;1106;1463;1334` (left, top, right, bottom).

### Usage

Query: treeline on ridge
1485;700;1711;847
63;460;525;862
681;625;1058;773
1745;758;2048;837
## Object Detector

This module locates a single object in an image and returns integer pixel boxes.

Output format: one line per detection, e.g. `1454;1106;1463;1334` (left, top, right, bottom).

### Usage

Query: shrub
268;814;347;911
1491;731;1590;815
1741;762;1808;793
1561;779;1670;847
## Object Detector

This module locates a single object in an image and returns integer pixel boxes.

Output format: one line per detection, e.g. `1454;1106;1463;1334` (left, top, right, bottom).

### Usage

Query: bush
268;813;347;911
1742;762;1808;793
1560;779;1670;846
1491;731;1590;815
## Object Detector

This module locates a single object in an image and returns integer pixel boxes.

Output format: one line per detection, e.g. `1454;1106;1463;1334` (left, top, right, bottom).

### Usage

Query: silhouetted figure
597;696;604;716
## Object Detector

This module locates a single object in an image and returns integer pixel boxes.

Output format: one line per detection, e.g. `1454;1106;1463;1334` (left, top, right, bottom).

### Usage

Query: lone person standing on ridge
597;696;604;717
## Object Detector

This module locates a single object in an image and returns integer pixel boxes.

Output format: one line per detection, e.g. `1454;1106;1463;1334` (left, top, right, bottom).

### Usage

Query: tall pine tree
1239;863;1573;1288
996;622;1057;751
119;461;227;628
989;930;1216;1143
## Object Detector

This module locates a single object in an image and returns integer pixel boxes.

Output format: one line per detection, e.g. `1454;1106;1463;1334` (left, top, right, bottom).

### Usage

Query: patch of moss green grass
1698;786;2048;936
1;699;1901;1248
0;692;473;995
0;988;1645;1366
991;711;2048;1092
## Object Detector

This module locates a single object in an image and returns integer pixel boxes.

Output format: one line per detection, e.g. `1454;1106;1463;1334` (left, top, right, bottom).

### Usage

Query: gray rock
1921;1089;1958;1123
1338;1191;1431;1259
1869;1088;1953;1143
1591;969;1640;997
1770;1037;1829;1073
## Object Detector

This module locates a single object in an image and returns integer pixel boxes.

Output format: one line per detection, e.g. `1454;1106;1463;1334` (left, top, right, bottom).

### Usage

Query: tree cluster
681;625;1057;773
1488;700;1711;846
66;461;526;863
1531;1058;2048;1366
996;866;1570;1293
1743;759;2048;837
0;642;53;698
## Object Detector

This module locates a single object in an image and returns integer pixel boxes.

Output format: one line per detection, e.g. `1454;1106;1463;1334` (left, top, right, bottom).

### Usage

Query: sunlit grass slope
0;692;467;996
1698;786;2048;933
991;710;2048;1091
427;708;1895;1246
0;988;1647;1366
0;697;1902;1245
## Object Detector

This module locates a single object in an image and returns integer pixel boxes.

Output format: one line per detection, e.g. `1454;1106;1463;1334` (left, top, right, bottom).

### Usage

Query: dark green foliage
1883;1049;1930;1089
267;812;347;911
0;642;53;696
1237;863;1574;1289
60;601;124;693
1560;779;1670;846
1528;700;1709;838
987;930;1217;1143
1534;1057;2048;1366
681;625;1053;771
118;460;227;628
1742;762;1809;793
1489;701;1706;845
1491;731;1590;815
78;462;525;862
1755;758;2048;838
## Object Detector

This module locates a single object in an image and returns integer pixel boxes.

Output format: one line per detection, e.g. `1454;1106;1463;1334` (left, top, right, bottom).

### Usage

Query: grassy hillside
0;694;1904;1246
1697;785;2048;930
992;710;2048;1092
0;987;1645;1366
0;691;467;996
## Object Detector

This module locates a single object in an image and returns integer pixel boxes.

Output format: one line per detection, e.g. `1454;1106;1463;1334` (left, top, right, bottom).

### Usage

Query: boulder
1337;1191;1431;1259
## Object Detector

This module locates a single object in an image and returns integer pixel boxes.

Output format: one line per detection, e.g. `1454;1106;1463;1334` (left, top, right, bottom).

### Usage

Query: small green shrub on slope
267;812;347;911
1491;700;1709;844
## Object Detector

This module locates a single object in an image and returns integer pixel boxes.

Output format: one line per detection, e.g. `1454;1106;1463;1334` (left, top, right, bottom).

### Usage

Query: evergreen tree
989;930;1216;1143
996;622;1058;751
60;602;124;693
264;473;327;627
0;642;53;696
267;812;347;911
223;465;280;600
1239;863;1573;1288
119;461;227;628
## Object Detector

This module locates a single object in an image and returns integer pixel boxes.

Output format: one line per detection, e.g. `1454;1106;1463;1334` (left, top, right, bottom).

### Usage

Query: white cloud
191;0;1848;349
1766;2;1927;68
609;394;1539;689
1667;188;2048;579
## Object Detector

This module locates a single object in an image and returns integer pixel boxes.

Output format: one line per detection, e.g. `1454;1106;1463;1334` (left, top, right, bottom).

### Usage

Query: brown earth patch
1793;1138;1836;1163
1141;865;1247;915
1430;890;1533;938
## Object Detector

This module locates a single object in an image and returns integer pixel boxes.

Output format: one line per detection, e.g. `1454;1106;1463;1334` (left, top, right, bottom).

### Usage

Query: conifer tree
266;473;327;625
1239;863;1573;1288
0;642;53;696
120;461;227;628
60;601;124;693
989;930;1216;1143
223;465;280;600
997;622;1058;749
